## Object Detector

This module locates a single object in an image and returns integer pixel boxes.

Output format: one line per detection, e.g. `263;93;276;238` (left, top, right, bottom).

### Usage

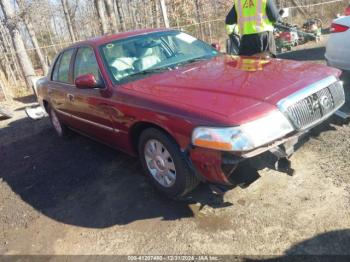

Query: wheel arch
43;100;49;111
129;121;180;156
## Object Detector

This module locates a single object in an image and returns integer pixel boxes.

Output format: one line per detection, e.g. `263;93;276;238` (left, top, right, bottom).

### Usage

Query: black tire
138;128;199;199
48;105;70;138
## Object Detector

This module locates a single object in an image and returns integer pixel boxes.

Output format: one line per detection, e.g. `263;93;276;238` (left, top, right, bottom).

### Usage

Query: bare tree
104;0;118;33
128;1;138;29
17;0;49;75
0;0;36;90
0;66;12;100
194;0;204;39
61;0;77;42
153;0;160;28
94;0;109;34
115;0;126;31
159;0;170;28
0;22;18;86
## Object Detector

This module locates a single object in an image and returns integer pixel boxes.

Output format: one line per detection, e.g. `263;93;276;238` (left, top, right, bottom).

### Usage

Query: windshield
100;30;219;84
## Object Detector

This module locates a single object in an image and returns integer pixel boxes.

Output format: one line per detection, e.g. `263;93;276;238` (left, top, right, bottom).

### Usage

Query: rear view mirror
75;74;98;89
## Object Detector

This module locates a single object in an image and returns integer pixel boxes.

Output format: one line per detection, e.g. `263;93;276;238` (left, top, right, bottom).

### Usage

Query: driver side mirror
75;73;98;89
211;43;221;52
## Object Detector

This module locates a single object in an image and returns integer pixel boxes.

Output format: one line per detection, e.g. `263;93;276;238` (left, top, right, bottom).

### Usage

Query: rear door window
55;49;74;84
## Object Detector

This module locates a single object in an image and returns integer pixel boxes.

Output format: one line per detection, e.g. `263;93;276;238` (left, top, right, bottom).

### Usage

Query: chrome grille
278;78;345;131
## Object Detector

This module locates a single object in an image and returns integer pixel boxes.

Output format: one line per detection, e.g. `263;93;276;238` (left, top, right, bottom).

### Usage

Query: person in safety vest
225;8;240;55
226;0;280;56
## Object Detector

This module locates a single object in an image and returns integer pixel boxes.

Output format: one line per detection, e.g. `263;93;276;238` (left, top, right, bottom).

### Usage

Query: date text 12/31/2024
127;255;220;261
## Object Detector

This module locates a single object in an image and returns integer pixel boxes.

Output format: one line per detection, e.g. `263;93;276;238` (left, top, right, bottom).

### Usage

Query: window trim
50;53;62;82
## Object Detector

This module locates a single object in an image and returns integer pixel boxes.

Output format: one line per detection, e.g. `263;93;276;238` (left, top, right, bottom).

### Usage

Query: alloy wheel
144;139;176;188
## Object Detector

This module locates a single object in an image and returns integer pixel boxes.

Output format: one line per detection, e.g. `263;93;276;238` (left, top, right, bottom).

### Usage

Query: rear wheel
138;128;199;198
48;106;70;138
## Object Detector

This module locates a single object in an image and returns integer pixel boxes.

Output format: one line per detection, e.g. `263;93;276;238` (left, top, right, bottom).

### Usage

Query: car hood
121;55;341;125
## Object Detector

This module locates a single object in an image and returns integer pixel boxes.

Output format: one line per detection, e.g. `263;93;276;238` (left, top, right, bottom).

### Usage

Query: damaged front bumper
189;131;307;185
189;76;345;185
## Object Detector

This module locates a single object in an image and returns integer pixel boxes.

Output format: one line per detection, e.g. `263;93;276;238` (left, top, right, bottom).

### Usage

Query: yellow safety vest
234;0;274;36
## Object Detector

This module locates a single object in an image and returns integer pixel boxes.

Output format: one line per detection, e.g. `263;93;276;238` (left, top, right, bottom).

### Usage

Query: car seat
108;45;136;80
133;46;161;71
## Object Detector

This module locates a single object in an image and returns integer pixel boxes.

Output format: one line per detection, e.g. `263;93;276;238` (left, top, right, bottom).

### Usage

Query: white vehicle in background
325;16;350;71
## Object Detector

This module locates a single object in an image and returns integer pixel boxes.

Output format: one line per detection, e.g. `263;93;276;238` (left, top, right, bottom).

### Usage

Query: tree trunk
61;0;77;42
45;22;58;54
115;0;126;31
0;55;14;86
291;0;308;16
0;20;22;84
17;0;49;75
104;0;118;33
0;0;36;90
0;25;16;85
159;0;170;28
128;1;137;29
94;0;109;35
0;67;12;100
194;0;204;40
154;0;160;28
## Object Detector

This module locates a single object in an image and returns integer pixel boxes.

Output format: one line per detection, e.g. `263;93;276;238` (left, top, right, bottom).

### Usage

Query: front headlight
191;110;294;152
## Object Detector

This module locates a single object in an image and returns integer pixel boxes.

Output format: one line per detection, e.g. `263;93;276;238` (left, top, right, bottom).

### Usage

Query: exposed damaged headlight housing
192;110;294;152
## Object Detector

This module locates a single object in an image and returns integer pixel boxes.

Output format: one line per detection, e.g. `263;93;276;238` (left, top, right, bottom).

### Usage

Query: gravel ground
1;40;350;257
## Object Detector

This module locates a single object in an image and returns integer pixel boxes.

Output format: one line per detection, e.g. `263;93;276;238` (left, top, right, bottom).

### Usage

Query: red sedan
37;29;345;198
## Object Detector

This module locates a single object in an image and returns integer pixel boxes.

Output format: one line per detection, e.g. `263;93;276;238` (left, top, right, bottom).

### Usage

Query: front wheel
138;128;199;198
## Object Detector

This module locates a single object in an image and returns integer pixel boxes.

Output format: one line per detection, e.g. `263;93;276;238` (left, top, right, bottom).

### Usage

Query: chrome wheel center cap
154;156;166;171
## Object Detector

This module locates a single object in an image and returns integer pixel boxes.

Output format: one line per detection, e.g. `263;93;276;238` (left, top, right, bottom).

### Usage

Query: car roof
70;28;175;48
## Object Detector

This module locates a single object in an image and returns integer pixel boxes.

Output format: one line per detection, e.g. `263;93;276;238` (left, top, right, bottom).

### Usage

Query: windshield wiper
127;67;172;78
175;56;213;68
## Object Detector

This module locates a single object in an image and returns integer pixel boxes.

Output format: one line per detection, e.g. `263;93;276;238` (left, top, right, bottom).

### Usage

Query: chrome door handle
67;94;75;102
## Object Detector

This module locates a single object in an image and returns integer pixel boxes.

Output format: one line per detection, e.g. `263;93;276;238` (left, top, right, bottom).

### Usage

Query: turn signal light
193;139;233;151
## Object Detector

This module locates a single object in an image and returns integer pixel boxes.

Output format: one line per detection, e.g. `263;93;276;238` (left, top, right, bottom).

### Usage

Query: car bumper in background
325;31;350;71
326;55;350;71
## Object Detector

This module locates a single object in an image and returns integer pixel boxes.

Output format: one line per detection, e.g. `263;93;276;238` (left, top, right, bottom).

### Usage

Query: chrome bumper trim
241;133;303;158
